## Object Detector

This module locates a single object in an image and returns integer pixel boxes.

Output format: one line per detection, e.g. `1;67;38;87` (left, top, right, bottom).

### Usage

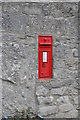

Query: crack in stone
0;77;16;85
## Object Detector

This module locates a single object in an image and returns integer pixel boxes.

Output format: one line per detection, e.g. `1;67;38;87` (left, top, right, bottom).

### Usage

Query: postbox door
40;51;50;78
38;35;53;79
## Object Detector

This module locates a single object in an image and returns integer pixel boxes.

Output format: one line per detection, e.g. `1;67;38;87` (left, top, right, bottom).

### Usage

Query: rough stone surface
1;0;80;2
59;103;74;112
65;110;78;118
36;86;49;96
50;79;73;88
38;106;57;116
51;87;67;95
57;96;71;104
2;2;78;118
74;96;78;105
38;96;54;105
56;110;78;118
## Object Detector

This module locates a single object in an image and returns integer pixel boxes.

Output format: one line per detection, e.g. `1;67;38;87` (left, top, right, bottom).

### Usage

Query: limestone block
51;87;67;96
68;87;78;96
38;96;54;105
57;96;71;104
59;103;74;112
64;110;78;118
56;110;78;118
36;86;49;96
38;106;57;116
50;80;73;88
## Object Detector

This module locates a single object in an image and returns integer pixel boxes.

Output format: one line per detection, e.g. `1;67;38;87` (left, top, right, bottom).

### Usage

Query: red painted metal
38;35;53;80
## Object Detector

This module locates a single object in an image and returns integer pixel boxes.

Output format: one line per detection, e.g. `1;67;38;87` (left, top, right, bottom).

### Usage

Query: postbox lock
44;39;46;42
42;63;45;67
38;36;53;80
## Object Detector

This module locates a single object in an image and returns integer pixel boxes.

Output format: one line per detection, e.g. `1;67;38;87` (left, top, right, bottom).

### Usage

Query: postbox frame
38;35;53;80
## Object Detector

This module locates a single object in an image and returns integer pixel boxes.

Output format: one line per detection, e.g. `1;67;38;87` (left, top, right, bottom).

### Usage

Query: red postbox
38;36;53;79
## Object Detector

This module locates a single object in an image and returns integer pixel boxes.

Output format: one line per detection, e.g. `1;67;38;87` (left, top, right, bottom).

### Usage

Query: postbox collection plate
38;36;53;80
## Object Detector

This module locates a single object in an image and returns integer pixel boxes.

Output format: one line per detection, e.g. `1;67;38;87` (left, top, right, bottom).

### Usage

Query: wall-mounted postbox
38;36;53;79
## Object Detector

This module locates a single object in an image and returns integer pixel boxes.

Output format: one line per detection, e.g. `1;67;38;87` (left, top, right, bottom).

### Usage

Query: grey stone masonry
2;2;78;118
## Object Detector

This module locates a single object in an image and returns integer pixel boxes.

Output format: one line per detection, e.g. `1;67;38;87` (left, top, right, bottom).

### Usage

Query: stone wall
2;2;78;118
0;2;2;120
1;0;80;3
